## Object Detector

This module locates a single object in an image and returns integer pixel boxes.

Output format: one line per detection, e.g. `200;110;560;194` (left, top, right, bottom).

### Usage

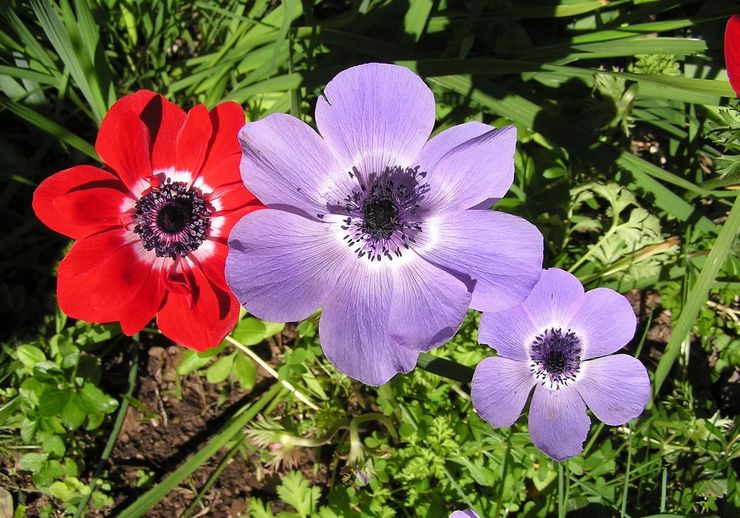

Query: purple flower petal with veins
226;63;543;385
472;268;650;460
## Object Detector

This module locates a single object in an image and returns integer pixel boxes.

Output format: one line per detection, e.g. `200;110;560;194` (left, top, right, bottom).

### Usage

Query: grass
0;0;738;516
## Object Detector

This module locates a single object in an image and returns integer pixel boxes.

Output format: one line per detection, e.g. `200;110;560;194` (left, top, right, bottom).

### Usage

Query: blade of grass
652;194;740;396
0;97;97;159
30;0;108;123
118;382;284;518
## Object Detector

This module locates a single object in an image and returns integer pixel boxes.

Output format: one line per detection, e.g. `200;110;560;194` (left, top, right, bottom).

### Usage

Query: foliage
0;0;738;516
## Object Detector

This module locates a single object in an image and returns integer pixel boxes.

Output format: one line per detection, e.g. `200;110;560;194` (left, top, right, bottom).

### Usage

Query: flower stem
558;462;566;518
225;335;319;411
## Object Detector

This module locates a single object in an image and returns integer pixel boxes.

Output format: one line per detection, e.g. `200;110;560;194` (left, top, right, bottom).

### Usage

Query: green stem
119;383;285;517
73;342;140;518
558;462;566;518
620;426;633;517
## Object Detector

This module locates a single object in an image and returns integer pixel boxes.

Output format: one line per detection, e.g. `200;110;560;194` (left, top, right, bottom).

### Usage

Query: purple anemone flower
226;63;543;385
471;268;650;460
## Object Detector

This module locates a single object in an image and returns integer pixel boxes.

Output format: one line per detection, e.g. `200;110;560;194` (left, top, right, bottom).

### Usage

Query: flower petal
157;263;239;351
415;210;543;313
569;287;636;359
419;125;517;214
200;102;246;186
726;15;740;96
95;105;152;191
528;385;590;461
478;304;536;361
315;63;435;176
33;165;127;239
238;113;352;216
388;257;471;352
523;268;583;331
226;209;350;322
576;355;650;426
176;104;212;178
319;262;418;385
56;229;152;324
103;90;187;171
471;356;535;427
118;263;165;335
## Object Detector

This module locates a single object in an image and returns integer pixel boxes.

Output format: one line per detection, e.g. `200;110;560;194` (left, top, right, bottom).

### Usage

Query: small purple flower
450;510;480;518
471;268;650;460
226;63;543;385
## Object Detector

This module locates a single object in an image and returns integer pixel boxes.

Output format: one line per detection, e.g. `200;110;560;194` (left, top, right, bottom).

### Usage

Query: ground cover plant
1;0;738;517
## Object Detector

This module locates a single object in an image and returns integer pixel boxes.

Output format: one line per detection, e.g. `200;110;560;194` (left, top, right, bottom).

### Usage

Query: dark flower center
133;179;211;259
326;165;428;263
529;327;582;389
362;193;400;239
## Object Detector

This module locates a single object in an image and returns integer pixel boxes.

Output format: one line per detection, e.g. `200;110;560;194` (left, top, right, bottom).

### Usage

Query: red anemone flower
33;90;262;350
726;14;740;96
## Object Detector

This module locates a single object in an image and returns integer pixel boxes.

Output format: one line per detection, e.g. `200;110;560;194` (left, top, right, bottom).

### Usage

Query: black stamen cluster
529;327;582;389
328;165;427;262
133;179;211;259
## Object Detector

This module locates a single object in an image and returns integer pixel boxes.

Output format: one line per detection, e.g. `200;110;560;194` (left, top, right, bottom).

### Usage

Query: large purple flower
226;63;543;385
471;268;650;460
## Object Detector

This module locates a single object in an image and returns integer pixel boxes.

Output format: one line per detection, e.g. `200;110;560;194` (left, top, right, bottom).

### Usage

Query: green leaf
206;353;235;384
42;434;65;458
176;350;212;376
16;344;46;369
39;387;71;417
77;383;118;415
19;452;48;472
62;394;86;430
232;317;267;346
232;354;256;390
276;471;320;517
33;360;64;381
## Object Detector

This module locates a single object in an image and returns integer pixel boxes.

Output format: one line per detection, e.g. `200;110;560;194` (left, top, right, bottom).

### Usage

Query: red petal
33;165;127;239
726;15;740;96
118;265;165;335
57;229;153;324
190;240;230;292
156;264;238;351
176;104;212;177
200;102;245;187
100;90;187;171
95;105;152;191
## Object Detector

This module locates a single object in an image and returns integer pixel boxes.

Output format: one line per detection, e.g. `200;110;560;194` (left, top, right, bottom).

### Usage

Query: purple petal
315;63;434;177
418;125;517;214
388;257;471;351
478;305;535;361
450;511;480;518
576;355;650;425
318;261;418;385
226;209;350;322
415;210;543;313
569;288;637;359
528;385;590;460
522;268;584;331
238;113;354;216
471;357;535;427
